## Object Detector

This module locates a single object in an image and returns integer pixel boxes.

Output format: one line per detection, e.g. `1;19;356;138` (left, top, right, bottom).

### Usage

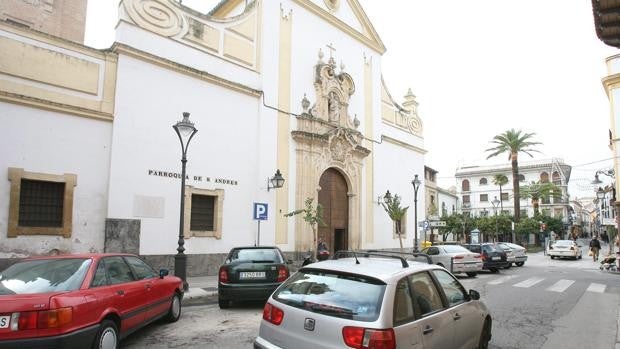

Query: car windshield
0;258;91;295
273;269;386;322
228;248;281;263
443;245;471;254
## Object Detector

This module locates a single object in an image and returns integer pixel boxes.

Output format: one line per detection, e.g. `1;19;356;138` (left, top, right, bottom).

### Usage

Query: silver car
421;245;483;277
255;252;492;349
498;242;528;266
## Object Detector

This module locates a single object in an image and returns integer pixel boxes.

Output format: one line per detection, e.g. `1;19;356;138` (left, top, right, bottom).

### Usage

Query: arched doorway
318;168;349;254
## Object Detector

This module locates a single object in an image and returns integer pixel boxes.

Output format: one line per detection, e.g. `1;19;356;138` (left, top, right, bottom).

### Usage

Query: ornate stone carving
124;0;186;37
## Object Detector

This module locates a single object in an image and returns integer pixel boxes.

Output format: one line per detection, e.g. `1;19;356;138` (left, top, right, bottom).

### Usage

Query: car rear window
553;241;571;247
273;269;386;322
443;245;470;253
228;248;281;263
0;258;91;295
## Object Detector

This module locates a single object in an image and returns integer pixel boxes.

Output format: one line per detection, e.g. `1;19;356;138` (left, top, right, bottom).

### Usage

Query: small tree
284;197;326;260
381;194;409;256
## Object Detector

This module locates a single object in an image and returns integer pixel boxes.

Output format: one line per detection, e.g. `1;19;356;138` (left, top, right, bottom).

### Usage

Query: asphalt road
121;249;620;349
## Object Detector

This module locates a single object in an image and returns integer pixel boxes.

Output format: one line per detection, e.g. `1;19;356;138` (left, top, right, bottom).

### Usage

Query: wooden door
318;168;349;254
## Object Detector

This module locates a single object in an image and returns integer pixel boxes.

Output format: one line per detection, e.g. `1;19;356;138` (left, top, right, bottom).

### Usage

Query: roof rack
333;250;409;268
362;249;433;265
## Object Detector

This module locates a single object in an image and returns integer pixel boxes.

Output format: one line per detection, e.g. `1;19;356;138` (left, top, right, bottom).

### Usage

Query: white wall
0;104;112;256
109;54;262;255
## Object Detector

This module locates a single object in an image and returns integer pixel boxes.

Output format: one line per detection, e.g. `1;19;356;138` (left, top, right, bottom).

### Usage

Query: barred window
18;179;65;228
190;194;215;231
8;168;76;238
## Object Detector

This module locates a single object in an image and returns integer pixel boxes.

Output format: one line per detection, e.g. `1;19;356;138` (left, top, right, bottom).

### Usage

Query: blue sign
253;203;268;220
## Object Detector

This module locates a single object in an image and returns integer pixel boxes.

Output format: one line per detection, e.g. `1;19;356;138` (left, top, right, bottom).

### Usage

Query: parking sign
253;203;268;220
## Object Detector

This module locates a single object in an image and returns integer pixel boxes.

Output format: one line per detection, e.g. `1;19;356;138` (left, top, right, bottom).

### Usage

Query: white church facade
0;0;426;274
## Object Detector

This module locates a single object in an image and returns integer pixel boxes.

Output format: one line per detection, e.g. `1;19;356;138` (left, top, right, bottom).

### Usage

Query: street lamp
377;190;392;205
412;174;421;252
491;196;500;242
172;112;198;291
267;169;285;191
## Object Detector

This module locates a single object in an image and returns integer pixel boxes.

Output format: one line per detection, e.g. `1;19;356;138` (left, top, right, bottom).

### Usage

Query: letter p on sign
254;203;268;220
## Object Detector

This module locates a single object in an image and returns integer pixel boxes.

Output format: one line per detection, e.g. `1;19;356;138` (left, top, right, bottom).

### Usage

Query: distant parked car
254;251;492;349
0;253;183;349
421;245;483;277
461;243;509;273
498;242;528;266
548;240;583;260
218;246;291;309
493;244;514;269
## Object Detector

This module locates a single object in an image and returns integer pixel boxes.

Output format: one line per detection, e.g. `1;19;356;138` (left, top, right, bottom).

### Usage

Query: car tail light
218;266;229;283
474;254;482;259
453;255;464;260
276;265;289;282
570;246;575;251
17;311;37;330
38;307;72;328
342;326;395;349
548;246;553;250
262;303;284;325
14;307;72;330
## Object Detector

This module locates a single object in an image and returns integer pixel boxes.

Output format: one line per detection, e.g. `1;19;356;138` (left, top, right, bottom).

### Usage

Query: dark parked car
0;253;183;349
218;246;291;309
461;243;509;272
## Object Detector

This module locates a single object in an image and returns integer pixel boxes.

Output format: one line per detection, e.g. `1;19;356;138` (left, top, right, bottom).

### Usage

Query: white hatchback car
255;251;492;349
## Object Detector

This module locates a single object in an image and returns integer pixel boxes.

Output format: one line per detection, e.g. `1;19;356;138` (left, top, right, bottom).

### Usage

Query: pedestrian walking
589;235;601;262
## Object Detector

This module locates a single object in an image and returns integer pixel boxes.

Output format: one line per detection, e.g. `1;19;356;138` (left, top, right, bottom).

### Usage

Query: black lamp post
172;112;197;291
412;174;421;252
491;196;500;242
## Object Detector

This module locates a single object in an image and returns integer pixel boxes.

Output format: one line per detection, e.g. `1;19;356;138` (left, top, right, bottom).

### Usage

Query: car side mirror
469;289;480;301
159;268;169;279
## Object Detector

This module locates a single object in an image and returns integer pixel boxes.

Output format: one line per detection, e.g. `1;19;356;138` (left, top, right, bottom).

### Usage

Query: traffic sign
253;203;268;220
429;221;446;227
423;220;430;230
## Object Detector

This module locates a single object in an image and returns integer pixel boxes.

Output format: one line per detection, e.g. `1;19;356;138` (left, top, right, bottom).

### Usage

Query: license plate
492;257;500;261
0;316;10;329
239;271;265;279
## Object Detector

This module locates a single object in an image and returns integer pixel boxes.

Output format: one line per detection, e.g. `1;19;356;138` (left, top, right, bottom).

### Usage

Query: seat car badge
304;318;315;331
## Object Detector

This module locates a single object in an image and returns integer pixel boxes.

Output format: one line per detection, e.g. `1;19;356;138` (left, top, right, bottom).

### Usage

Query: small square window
191;194;215;231
480;194;488;202
8;168;76;238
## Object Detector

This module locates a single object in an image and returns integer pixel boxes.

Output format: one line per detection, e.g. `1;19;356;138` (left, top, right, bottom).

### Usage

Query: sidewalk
183;275;218;305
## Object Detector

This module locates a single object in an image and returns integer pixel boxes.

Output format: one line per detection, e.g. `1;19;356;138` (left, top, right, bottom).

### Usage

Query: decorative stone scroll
123;0;186;37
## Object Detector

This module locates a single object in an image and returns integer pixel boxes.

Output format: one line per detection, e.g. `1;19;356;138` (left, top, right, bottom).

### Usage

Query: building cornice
291;0;386;54
0;91;114;122
111;43;262;98
381;135;427;154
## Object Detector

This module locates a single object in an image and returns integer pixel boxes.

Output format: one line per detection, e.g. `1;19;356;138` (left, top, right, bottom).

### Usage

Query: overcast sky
85;0;619;199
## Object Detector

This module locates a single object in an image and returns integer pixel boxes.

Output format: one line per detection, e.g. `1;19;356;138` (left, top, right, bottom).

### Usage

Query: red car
0;253;183;349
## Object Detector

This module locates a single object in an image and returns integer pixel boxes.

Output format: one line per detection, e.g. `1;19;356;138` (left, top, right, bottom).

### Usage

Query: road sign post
253;203;268;246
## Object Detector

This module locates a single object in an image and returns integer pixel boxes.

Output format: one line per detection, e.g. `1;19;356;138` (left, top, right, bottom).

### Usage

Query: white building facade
0;0;427;274
454;158;572;223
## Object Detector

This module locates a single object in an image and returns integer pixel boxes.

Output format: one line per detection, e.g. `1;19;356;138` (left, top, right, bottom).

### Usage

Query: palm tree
381;194;409;256
520;181;561;216
486;129;541;222
492;174;509;212
284;198;326;260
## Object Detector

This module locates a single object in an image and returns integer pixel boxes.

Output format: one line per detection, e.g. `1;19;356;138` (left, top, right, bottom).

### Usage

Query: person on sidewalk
589;235;601;262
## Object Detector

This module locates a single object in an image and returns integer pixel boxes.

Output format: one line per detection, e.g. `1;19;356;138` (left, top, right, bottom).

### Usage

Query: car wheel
92;319;118;349
578;254;582;260
165;293;182;322
550;256;555;259
489;268;499;273
478;318;492;349
516;262;524;267
218;297;230;309
466;272;477;277
504;264;511;269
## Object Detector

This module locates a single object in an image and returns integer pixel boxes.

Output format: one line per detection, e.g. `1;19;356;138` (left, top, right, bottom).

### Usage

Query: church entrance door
318;168;349;254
